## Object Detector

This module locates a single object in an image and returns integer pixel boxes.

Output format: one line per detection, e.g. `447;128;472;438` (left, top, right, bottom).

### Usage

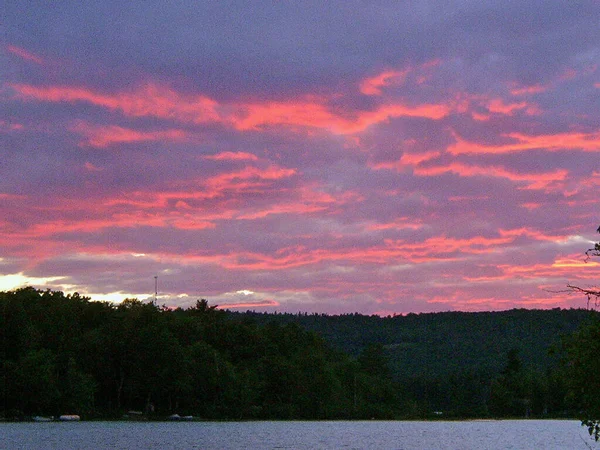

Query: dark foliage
0;288;397;419
231;307;592;418
562;225;600;440
0;287;592;420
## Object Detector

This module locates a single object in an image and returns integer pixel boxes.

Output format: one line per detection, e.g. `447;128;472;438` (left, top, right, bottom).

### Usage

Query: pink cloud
427;293;577;312
359;70;408;95
486;98;533;116
461;95;540;119
236;186;360;220
500;258;600;281
370;151;441;171
218;299;280;309
359;61;441;95
71;122;187;147
6;45;44;64
11;83;221;124
11;82;450;135
202;165;297;193
0;120;25;131
412;162;568;191
84;162;103;172
448;131;600;155
170;229;546;272
100;164;298;214
509;83;549;96
0;163;301;254
203;151;258;161
231;100;449;134
0;206;219;245
520;202;542;210
365;219;423;231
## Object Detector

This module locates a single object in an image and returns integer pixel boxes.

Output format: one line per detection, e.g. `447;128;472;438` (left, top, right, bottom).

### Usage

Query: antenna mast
154;275;158;304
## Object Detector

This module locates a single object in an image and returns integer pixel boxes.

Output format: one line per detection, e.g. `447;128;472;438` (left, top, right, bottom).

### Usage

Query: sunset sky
2;1;600;314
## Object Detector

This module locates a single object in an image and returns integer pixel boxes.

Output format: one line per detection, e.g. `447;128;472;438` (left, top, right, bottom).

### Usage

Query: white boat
33;416;53;422
59;415;80;421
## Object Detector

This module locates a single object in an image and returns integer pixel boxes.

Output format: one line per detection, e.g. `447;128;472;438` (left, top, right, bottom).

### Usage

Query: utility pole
154;275;158;304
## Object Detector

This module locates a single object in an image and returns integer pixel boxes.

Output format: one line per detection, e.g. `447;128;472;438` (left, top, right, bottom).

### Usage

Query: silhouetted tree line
0;287;595;420
0;289;399;419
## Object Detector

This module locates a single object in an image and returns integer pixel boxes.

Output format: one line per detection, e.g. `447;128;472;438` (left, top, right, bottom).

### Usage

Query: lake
1;420;598;449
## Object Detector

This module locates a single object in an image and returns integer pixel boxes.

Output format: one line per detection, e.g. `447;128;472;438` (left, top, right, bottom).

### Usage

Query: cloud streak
10;81;450;135
6;45;44;65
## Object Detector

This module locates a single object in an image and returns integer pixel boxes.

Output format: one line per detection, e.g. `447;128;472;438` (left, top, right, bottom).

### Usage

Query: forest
1;287;597;421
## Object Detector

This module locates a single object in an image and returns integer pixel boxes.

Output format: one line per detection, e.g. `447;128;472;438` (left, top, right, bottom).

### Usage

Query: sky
2;1;600;315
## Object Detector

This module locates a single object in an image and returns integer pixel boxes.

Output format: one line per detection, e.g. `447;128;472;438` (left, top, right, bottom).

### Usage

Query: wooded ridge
1;288;594;420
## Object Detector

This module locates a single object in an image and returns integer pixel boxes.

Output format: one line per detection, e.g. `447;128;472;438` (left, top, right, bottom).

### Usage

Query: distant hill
227;308;596;380
3;287;593;419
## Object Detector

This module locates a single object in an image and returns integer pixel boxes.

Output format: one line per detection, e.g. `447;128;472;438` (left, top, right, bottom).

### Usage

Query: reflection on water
1;420;598;450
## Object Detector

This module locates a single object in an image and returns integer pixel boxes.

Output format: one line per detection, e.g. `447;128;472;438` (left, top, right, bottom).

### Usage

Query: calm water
1;420;598;450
